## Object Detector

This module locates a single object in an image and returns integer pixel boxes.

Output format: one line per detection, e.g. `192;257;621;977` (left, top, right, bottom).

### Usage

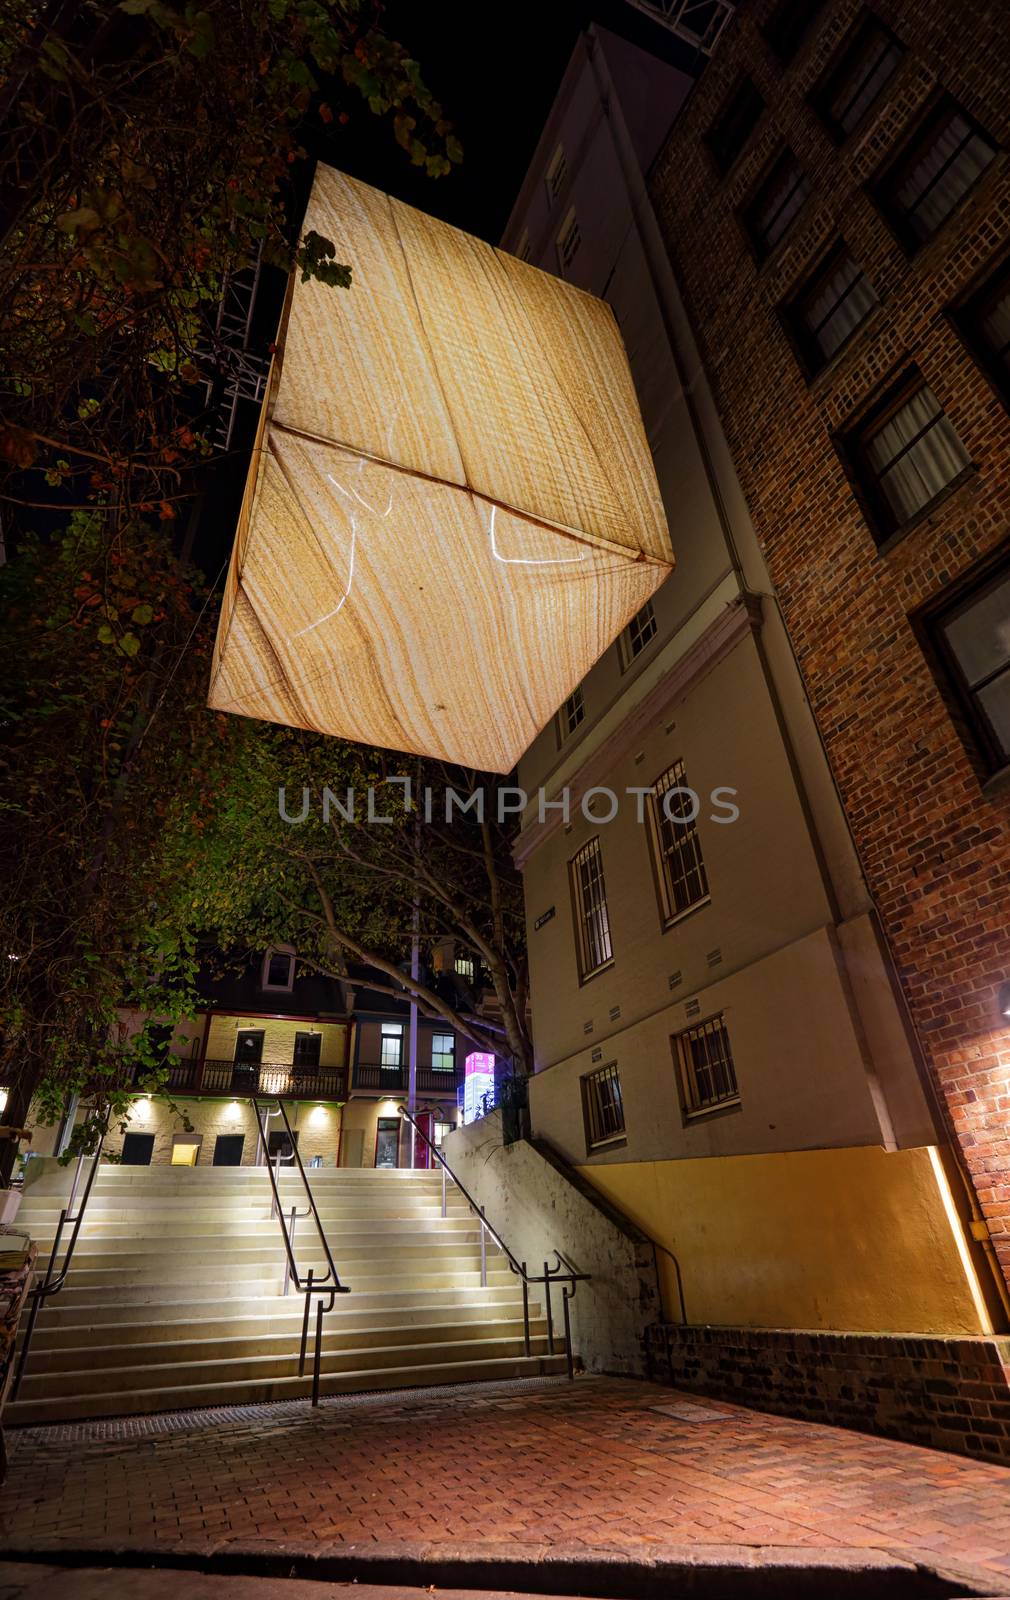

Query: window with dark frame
293;1031;321;1070
431;1032;455;1072
674;1015;739;1116
380;1022;404;1068
955;256;1010;405
763;0;827;62
815;14;904;140
923;557;1010;777
263;948;295;990
570;836;613;980
874;97;996;251
706;77;764;175
648;761;710;923
843;371;971;541
783;243;878;373
743;150;811;260
545;144;567;202
558;684;585;742
582;1062;625;1150
622;600;657;667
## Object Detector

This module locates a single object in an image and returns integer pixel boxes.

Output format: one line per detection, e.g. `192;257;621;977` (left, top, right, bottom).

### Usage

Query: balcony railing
352;1061;462;1096
165;1058;348;1100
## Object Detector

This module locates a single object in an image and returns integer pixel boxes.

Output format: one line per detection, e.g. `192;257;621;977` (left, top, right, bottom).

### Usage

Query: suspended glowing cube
208;166;674;772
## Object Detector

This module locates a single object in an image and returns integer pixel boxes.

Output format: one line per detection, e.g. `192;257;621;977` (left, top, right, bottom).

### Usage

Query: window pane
980;283;1010;370
753;156;810;251
803;253;878;360
893;111;995;242
829;28;903;134
941;574;1010;688
571;838;613;976
865;385;969;521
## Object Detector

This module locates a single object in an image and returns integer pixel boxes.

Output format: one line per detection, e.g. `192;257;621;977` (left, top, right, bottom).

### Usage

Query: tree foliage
0;0;462;1169
158;728;533;1073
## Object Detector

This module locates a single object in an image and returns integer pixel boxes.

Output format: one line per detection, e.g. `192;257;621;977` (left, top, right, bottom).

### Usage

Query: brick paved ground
3;1377;1010;1587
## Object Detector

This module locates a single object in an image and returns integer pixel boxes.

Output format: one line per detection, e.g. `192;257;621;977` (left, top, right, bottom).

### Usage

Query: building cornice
513;593;760;869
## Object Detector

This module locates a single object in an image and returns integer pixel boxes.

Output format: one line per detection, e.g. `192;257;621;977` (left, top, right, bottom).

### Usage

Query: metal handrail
250;1097;349;1405
398;1108;588;1379
10;1142;105;1400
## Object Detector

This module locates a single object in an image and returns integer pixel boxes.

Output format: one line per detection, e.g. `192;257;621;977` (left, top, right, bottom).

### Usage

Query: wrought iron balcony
351;1061;462;1096
165;1058;348;1100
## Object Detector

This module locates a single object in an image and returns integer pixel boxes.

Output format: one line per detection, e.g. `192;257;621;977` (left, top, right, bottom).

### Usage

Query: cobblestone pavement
2;1377;1010;1585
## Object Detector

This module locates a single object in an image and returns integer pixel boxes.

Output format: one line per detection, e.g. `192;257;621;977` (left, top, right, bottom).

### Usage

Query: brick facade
651;0;1010;1291
646;1322;1010;1462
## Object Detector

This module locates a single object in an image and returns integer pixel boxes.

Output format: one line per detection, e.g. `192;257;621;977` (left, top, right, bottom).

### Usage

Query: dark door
268;1129;299;1164
232;1029;264;1091
374;1117;400;1168
213;1133;245;1166
121;1133;155;1166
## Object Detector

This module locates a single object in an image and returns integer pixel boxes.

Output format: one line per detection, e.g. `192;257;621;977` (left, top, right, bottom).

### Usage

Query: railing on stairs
398;1108;588;1381
250;1097;350;1405
10;1141;105;1400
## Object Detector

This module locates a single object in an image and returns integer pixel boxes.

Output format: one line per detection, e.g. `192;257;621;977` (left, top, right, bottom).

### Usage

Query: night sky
199;0;709;576
308;0;707;239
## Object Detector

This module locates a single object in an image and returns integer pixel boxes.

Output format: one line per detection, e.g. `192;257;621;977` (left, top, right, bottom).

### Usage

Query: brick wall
651;0;1010;1289
647;1323;1010;1462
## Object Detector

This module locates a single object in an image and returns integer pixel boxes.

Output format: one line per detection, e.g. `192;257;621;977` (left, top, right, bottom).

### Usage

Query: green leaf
119;633;141;657
131;604;154;625
96;624;116;645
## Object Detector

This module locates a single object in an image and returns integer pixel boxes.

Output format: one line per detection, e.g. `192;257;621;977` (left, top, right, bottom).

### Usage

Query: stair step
16;1332;563;1400
24;1315;551;1372
33;1283;527;1324
5;1352;570;1426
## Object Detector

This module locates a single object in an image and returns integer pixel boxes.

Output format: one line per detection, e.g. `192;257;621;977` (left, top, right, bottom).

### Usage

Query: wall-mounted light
999;982;1010;1019
224;1101;242;1121
310;1104;329;1126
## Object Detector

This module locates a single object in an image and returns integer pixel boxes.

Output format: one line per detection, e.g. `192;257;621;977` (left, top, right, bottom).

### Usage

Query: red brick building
652;0;1010;1291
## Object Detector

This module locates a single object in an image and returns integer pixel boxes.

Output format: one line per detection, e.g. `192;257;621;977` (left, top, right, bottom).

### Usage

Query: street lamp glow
208;166;673;772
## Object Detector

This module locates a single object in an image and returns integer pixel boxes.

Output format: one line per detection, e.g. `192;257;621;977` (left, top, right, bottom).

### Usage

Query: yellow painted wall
205;1015;347;1066
580;1144;992;1336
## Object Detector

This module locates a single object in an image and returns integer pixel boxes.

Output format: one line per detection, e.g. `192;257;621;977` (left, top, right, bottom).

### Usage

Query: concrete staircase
8;1164;568;1424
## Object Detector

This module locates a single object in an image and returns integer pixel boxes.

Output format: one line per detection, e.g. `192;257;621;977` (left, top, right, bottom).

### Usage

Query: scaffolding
622;0;736;55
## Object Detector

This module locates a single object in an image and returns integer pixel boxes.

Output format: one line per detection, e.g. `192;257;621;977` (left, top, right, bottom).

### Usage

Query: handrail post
312;1298;324;1407
299;1266;314;1376
283;1207;297;1297
479;1208;487;1288
544;1259;554;1355
441;1161;447;1218
562;1285;575;1382
521;1260;530;1356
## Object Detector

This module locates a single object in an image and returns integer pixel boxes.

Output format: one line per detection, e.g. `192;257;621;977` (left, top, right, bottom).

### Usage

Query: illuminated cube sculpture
208;166;674;772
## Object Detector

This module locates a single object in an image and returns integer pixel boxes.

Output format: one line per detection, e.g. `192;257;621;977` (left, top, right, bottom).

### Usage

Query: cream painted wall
204;1015;347;1067
581;1144;990;1336
25;1094;344;1168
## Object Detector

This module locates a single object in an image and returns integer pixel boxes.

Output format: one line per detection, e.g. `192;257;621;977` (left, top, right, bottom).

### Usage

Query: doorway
232;1029;264;1091
374;1117;400;1168
213;1133;245;1166
267;1128;299;1165
121;1132;155;1165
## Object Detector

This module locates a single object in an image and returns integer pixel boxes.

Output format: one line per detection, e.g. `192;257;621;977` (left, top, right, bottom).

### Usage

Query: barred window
706;77;764;175
570;837;613;980
558;684;585;743
817;16;904;140
621;600;657;668
744;150;810;260
546;145;568;202
582;1063;625;1150
648;761;709;923
557;210;581;274
875;98;996;250
844;370;971;540
674;1016;739;1116
784;244;878;373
